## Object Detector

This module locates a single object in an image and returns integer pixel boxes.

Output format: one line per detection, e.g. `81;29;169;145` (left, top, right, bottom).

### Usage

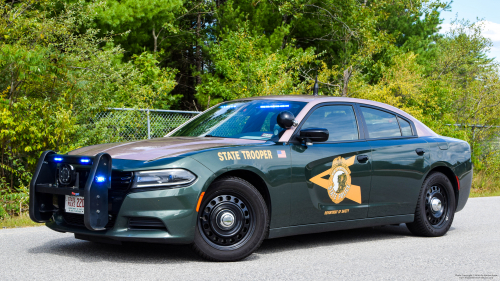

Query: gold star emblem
309;156;362;204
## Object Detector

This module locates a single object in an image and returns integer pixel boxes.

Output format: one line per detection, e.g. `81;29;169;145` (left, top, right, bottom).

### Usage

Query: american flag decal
277;150;287;158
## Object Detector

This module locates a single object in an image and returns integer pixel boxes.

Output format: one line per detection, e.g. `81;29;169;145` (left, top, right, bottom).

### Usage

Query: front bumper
31;153;214;244
47;186;201;244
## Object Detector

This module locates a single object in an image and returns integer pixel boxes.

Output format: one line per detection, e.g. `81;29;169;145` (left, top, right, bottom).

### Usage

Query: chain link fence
91;108;200;142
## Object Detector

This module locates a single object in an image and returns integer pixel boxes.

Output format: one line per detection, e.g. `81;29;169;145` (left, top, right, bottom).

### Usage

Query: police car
30;95;472;261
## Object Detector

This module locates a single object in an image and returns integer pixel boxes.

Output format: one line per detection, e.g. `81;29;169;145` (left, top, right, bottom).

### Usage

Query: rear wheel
192;176;269;261
406;172;456;237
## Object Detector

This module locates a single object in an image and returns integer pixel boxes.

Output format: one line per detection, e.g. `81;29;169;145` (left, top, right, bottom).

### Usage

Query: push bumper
30;151;214;244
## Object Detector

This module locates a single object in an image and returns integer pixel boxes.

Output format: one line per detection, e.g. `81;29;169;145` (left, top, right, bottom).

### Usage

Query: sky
439;0;500;62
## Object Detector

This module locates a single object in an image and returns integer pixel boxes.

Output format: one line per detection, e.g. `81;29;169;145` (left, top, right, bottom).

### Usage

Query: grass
470;170;500;197
0;215;40;229
470;188;500;197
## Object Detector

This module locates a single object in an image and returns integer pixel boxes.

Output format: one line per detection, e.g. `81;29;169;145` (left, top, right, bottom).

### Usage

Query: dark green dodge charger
29;96;472;261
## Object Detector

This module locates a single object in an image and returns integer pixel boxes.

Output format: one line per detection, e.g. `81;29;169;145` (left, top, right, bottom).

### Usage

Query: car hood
67;137;265;161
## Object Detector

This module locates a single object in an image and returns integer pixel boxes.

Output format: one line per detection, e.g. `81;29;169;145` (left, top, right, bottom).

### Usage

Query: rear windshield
170;100;306;141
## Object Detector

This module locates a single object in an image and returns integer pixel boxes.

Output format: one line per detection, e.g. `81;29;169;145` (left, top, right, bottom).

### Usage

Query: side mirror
299;128;329;144
277;111;297;129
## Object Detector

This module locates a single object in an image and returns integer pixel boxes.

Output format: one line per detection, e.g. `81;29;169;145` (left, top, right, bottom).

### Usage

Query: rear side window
398;117;413;136
360;107;401;138
301;105;359;142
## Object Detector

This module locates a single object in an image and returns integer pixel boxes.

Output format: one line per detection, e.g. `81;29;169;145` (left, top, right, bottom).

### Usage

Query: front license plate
65;195;84;214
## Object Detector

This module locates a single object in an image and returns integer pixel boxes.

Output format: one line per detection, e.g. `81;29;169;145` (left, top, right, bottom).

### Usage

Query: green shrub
0;204;9;220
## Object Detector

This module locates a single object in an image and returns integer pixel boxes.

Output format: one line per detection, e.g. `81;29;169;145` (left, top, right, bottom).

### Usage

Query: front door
289;104;372;225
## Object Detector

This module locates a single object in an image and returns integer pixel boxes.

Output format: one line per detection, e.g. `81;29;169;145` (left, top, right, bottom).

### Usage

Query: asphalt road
1;197;499;281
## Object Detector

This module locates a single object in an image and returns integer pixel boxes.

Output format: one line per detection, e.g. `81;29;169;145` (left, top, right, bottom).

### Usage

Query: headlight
132;169;196;188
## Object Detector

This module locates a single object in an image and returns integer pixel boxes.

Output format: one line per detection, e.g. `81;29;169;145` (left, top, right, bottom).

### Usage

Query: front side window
301;105;359;142
171;100;306;140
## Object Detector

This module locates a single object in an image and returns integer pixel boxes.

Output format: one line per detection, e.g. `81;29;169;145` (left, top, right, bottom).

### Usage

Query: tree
196;21;317;106
0;0;179;205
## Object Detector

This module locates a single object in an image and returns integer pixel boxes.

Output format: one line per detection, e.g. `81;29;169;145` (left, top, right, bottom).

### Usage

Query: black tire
192;176;269;261
406;172;456;237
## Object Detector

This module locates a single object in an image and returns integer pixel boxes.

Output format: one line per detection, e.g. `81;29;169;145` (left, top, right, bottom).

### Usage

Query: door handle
415;148;425;156
357;155;369;163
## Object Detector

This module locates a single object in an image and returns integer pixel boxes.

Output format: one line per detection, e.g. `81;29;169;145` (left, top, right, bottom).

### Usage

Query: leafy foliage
0;0;179;216
2;0;500;218
196;21;318;106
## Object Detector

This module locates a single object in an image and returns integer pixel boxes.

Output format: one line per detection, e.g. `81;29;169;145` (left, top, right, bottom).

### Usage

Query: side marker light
196;192;205;212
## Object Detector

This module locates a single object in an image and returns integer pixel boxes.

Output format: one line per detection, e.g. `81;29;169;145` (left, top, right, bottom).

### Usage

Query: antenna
313;75;319;96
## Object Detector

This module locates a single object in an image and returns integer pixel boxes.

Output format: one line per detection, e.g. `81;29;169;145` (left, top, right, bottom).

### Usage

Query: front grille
56;170;132;191
128;217;167;230
62;212;116;229
111;171;133;190
59;170;132;230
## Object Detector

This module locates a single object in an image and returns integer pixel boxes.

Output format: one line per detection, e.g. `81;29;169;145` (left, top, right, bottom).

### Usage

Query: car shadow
29;224;421;263
258;223;414;255
28;236;202;264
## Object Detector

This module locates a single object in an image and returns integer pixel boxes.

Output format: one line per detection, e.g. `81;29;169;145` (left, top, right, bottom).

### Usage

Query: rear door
357;105;429;217
289;103;372;225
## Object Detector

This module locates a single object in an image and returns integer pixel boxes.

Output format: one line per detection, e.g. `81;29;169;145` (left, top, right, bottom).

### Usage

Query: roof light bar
260;105;290;109
220;105;238;109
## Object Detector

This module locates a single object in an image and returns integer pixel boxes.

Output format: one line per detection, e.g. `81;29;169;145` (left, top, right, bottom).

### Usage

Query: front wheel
192;176;269;261
406;172;456;237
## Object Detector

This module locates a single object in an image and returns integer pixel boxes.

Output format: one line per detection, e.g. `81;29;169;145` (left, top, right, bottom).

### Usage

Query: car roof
233;95;438;139
237;95;407;112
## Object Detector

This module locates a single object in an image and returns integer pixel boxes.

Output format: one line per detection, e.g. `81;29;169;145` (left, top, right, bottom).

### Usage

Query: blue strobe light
95;176;106;183
54;157;63;162
80;158;91;164
260;104;290;109
220;105;239;109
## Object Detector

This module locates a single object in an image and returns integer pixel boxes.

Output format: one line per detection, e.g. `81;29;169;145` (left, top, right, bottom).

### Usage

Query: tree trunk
281;14;288;50
152;27;158;53
196;11;202;85
342;66;352;97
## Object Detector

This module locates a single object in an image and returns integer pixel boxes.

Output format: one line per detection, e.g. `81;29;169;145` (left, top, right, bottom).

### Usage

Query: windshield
170;100;306;140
